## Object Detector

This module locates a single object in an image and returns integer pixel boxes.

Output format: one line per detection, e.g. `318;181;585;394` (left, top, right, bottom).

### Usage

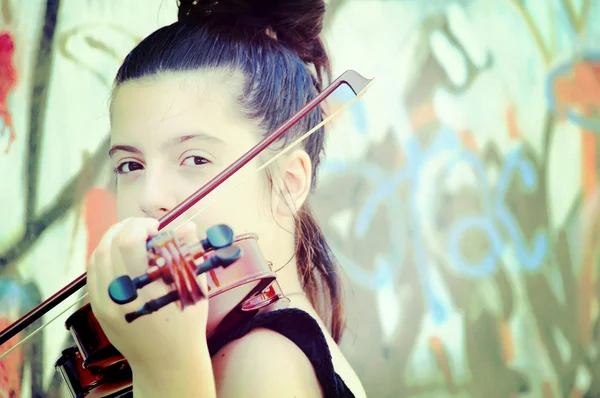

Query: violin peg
108;276;138;304
215;245;242;266
195;245;242;275
125;291;179;323
201;224;234;250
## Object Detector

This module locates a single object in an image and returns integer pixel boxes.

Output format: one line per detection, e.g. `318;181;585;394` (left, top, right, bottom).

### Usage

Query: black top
209;308;356;398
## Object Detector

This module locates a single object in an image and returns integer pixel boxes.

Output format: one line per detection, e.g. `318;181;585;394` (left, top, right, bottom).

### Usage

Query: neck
273;254;305;297
261;225;316;312
261;223;305;297
269;251;329;335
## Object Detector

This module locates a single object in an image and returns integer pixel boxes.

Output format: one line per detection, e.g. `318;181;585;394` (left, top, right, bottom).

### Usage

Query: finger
177;221;199;247
95;220;129;259
114;217;160;278
197;271;209;298
88;221;127;309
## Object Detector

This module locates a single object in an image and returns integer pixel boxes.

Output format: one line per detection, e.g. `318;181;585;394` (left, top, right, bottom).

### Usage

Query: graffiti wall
1;0;599;397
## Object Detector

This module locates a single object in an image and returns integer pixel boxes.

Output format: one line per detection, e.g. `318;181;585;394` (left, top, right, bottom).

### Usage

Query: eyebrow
108;133;223;158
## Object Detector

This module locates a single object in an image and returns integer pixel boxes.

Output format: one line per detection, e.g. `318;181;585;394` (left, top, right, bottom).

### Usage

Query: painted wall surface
1;0;599;397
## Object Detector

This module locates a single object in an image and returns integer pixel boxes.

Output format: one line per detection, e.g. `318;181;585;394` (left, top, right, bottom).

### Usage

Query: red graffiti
553;61;600;120
0;318;22;398
0;32;17;154
83;188;118;263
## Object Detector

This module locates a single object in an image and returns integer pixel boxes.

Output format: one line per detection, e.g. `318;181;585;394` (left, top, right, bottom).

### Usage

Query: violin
56;229;287;397
0;70;373;398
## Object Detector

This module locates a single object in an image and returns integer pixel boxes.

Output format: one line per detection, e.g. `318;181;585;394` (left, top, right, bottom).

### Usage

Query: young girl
86;0;367;397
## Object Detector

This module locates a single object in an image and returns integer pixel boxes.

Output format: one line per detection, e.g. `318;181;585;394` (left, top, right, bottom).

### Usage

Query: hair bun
178;0;327;64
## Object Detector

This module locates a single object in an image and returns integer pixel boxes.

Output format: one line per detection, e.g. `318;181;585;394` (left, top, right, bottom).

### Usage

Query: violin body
55;234;288;397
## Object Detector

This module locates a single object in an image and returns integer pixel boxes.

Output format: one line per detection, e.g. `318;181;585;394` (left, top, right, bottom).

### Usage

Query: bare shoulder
211;327;324;398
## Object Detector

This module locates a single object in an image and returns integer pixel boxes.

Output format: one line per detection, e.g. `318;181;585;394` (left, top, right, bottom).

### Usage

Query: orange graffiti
428;336;454;389
553;61;600;119
578;106;598;346
581;130;597;198
410;102;437;131
0;318;22;398
83;187;118;263
579;193;600;344
569;387;583;398
542;381;556;398
499;319;514;364
457;130;479;152
0;32;17;154
506;105;521;141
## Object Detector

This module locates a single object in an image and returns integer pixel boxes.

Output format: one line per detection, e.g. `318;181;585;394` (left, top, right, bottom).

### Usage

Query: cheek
190;176;273;238
116;187;138;220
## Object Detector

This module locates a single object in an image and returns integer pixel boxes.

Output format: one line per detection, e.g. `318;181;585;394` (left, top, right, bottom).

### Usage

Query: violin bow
0;69;374;355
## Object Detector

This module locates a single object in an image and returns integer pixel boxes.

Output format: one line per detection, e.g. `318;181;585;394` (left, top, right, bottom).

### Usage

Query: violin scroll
122;246;242;323
107;224;242;323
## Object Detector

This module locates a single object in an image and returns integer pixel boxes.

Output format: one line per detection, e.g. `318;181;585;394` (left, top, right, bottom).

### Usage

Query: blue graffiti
320;127;549;324
0;278;37;317
322;161;408;288
494;147;548;271
449;217;504;278
446;145;548;275
329;247;393;292
444;151;505;278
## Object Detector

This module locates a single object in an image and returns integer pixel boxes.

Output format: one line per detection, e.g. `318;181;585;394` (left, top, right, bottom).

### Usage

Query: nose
138;167;177;220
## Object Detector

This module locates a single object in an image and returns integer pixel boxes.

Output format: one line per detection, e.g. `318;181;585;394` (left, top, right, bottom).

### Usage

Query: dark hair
113;0;345;341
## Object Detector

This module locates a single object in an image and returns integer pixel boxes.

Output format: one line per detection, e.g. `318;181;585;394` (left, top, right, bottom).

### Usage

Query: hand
86;217;210;370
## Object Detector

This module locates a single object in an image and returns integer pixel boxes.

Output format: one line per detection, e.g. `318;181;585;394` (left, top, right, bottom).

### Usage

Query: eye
181;156;209;166
114;161;144;175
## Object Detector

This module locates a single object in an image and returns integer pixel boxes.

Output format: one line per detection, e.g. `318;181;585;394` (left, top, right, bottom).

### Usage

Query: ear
273;149;312;218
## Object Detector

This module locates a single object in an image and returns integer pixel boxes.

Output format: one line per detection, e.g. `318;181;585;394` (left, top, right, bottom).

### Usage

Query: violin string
172;78;376;232
0;293;88;360
1;78;375;358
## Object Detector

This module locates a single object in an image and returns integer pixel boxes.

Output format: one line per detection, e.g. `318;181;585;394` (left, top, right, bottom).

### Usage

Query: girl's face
109;70;310;333
110;70;276;237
